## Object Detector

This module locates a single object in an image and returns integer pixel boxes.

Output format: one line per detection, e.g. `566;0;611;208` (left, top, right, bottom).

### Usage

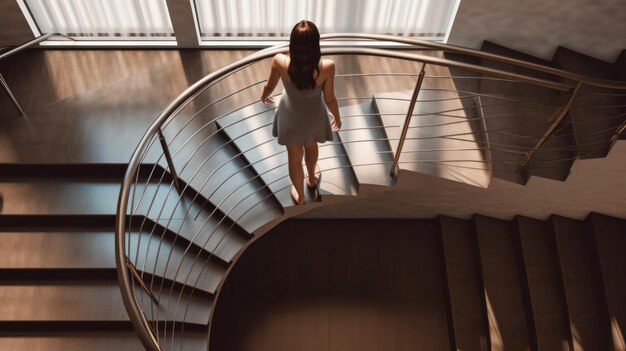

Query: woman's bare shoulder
272;53;288;69
321;58;335;67
321;59;335;72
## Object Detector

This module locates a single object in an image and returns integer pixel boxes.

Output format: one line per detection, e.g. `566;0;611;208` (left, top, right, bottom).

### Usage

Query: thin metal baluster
0;73;25;116
518;83;582;171
126;257;159;305
157;128;182;194
390;63;426;177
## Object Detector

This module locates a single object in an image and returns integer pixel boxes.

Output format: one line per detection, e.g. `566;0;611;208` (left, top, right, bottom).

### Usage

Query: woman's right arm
261;54;282;104
323;60;341;131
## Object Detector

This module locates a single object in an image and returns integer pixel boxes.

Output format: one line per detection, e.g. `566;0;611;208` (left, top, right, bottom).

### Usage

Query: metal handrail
116;34;626;351
0;33;72;61
0;33;73;117
321;33;626;90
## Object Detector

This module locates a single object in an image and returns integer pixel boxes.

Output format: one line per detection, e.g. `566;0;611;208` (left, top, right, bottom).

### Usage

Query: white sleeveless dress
272;79;333;146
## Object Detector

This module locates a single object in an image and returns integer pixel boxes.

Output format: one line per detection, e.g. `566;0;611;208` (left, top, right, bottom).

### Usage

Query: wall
448;0;626;61
0;1;32;47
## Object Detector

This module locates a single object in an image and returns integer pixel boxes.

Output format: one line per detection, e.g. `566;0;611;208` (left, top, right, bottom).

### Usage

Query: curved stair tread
166;128;283;234
374;91;491;188
127;231;227;295
155;216;249;264
217;101;358;207
337;100;395;189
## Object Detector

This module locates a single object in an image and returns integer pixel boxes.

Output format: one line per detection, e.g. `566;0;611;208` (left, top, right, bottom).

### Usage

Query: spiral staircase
1;34;625;350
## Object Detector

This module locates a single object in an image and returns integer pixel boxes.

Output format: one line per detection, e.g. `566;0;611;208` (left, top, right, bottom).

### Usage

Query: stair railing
0;33;72;117
116;34;626;351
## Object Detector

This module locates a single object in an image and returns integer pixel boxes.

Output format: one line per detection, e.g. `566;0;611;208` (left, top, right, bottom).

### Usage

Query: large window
192;0;461;45
17;0;176;45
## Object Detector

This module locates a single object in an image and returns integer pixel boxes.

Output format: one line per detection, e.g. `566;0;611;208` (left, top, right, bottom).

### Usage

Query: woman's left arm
322;60;341;131
261;54;282;104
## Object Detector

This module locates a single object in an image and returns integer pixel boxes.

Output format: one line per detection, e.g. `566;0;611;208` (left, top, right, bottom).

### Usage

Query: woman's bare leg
287;145;305;205
304;143;320;187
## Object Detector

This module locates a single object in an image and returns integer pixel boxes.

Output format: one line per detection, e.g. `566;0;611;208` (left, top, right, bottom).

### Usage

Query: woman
261;20;341;205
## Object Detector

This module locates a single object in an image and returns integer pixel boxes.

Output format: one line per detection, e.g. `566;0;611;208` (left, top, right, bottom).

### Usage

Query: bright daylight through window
192;0;461;45
17;0;176;45
14;0;460;46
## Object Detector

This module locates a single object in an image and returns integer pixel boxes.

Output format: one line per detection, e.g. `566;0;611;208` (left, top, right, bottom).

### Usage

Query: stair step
217;101;358;206
0;180;120;215
478;42;576;181
438;216;488;351
481;41;560;79
214;103;315;208
375;90;491;188
0;231;116;269
0;330;144;351
479;42;572;184
0;330;209;351
126;230;227;295
473;215;531;350
0;177;201;220
0;228;227;295
155;215;249;264
0;281;211;325
0;172;248;263
515;216;572;350
0;320;208;351
163;126;283;234
337;100;395;188
554;47;616;79
553;46;625;159
588;212;626;349
550;215;612;350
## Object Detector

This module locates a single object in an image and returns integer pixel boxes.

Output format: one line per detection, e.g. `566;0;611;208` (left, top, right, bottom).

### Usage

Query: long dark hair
288;20;321;90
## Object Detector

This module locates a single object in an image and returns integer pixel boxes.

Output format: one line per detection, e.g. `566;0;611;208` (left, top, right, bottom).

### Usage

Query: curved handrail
0;33;72;61
116;34;626;351
322;33;626;90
